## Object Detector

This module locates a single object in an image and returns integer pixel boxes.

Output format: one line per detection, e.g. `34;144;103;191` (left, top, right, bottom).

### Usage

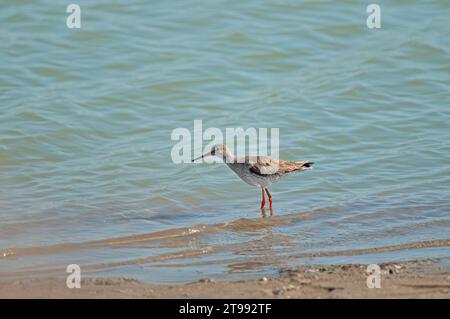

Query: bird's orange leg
260;188;266;210
265;188;273;213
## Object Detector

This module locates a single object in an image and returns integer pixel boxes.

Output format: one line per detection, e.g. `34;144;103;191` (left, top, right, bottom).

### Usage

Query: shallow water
1;1;450;283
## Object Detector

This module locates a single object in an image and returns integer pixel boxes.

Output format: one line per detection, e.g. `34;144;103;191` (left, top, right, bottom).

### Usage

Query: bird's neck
222;152;235;164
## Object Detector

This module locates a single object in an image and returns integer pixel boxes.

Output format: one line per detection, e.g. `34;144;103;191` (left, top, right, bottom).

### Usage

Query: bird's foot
260;207;267;218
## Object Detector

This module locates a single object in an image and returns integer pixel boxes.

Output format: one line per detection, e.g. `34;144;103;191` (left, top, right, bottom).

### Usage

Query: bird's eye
211;148;215;155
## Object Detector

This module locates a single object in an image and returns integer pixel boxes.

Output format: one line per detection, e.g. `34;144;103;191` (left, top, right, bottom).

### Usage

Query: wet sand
1;260;449;298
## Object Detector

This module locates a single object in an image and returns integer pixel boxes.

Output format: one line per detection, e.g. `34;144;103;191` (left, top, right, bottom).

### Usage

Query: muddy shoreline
1;260;449;298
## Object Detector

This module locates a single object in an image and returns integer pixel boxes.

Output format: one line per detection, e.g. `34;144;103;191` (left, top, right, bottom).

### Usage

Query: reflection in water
1;0;450;283
1;203;449;282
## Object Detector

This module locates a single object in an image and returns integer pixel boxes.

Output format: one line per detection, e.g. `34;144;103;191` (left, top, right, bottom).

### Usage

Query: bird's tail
279;160;314;173
294;160;314;171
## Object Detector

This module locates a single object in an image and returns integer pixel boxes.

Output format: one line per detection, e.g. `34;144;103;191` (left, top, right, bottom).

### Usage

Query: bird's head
192;144;231;162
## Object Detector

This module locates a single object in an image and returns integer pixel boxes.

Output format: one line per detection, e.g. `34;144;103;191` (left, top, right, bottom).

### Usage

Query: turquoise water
1;1;449;282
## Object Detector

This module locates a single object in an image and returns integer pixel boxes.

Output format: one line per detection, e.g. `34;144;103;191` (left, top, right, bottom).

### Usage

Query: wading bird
192;144;313;215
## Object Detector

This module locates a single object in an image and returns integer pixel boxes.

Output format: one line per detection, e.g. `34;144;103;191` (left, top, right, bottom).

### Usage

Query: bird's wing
248;156;280;175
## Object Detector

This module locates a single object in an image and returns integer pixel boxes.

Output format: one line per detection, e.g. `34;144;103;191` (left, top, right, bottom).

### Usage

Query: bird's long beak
192;151;211;162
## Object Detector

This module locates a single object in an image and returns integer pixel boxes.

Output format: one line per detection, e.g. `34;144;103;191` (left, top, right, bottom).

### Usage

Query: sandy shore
1;260;450;298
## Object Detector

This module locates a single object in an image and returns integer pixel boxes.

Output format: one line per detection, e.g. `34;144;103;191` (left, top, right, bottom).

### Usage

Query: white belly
226;163;281;188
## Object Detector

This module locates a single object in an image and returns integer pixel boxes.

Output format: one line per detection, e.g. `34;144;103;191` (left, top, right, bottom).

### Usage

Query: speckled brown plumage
192;144;314;213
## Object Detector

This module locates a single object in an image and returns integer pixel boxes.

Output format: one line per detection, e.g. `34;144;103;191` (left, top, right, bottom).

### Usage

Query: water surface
1;0;449;282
